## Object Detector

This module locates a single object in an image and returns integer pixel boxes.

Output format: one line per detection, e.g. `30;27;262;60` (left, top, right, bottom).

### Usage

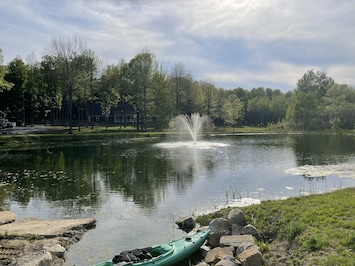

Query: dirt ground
0;211;96;265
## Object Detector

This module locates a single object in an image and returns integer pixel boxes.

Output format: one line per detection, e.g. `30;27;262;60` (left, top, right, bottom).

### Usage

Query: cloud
0;0;354;91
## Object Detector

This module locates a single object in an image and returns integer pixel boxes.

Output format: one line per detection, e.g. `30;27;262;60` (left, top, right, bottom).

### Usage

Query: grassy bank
196;187;355;265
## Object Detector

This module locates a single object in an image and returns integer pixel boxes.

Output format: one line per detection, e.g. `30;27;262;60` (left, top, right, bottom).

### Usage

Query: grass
196;187;355;265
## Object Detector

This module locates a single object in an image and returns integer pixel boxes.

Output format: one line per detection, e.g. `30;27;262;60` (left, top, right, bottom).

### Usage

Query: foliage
1;37;355;132
0;49;14;92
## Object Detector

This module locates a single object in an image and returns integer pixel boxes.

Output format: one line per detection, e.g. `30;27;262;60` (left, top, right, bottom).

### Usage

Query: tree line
1;35;355;132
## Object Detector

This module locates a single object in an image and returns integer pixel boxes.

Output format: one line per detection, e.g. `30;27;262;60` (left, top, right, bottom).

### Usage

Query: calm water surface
1;134;355;265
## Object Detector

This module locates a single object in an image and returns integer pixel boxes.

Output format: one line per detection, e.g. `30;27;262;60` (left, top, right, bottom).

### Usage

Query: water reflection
1;135;355;264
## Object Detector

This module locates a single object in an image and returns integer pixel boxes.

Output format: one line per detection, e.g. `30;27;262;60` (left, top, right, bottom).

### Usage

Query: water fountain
173;113;210;144
154;113;228;149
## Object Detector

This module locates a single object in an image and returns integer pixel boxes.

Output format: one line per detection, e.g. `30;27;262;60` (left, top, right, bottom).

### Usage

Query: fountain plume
172;113;210;143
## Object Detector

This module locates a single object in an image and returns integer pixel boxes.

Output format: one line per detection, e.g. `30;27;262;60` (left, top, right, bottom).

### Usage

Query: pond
1;134;355;265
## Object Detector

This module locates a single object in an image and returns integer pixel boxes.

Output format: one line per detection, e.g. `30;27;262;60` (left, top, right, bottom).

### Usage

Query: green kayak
93;229;210;266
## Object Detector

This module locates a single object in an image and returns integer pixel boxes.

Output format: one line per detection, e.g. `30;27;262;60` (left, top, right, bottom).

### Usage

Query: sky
1;0;354;92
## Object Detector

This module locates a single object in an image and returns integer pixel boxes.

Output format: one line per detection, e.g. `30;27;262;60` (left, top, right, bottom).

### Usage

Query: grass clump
196;187;355;265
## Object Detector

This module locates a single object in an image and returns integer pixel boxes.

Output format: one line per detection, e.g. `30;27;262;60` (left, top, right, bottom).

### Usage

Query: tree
148;65;174;130
199;80;215;117
170;62;187;114
46;35;90;134
296;70;334;98
127;49;156;131
323;84;355;129
222;93;244;132
40;55;62;123
287;70;336;130
0;49;13;92
97;72;120;129
3;57;28;123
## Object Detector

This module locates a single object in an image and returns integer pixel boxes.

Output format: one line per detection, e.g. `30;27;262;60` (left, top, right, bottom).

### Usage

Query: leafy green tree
287;70;335;130
148;65;174;130
40;55;62;123
97;72;120;128
3;57;28;123
270;93;287;122
296;70;334;98
199;80;215;117
0;49;13;93
246;88;271;126
222;93;244;132
25;54;42;125
323;84;355;129
127;49;156;131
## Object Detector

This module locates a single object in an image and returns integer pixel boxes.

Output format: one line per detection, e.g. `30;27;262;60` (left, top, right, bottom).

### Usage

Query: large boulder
209;218;230;233
220;235;255;248
228;209;246;227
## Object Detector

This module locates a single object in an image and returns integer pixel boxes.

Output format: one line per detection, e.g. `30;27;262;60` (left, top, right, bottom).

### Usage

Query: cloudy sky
1;0;354;91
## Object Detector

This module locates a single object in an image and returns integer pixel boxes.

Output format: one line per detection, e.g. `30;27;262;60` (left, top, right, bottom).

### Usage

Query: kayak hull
94;229;210;266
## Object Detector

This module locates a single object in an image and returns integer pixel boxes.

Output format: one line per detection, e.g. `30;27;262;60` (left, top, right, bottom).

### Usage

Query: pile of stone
176;208;265;266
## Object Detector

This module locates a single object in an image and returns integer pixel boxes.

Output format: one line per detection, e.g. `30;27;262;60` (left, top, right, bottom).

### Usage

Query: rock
205;247;228;264
235;242;255;256
0;211;17;225
238;245;265;266
17;250;53;266
209;218;230;233
215;255;241;266
176;216;195;232
0;217;96;236
231;224;244;235
240;224;261;240
45;243;66;258
228;209;246;226
209;230;230;248
220;235;255;248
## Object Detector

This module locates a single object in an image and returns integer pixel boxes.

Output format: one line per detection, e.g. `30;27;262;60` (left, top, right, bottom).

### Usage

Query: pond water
1;134;355;265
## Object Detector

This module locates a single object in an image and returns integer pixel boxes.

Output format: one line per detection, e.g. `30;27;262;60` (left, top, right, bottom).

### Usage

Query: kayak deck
93;229;210;266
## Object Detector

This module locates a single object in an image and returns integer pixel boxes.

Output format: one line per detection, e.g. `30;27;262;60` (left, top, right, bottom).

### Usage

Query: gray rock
231;224;244;235
209;230;230;248
220;235;255;248
209;218;230;233
228;209;246;226
240;224;261;240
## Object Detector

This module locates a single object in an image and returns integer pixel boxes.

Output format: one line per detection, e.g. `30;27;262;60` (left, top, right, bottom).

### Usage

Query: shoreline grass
196;187;355;265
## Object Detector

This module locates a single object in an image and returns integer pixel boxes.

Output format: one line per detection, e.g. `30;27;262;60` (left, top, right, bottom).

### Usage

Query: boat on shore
93;229;210;266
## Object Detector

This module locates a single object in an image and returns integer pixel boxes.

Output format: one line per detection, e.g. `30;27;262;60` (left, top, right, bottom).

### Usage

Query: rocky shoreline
0;208;264;266
176;208;265;266
0;211;96;265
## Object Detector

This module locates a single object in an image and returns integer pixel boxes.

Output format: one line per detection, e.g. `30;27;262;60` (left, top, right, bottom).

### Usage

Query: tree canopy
1;38;354;132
